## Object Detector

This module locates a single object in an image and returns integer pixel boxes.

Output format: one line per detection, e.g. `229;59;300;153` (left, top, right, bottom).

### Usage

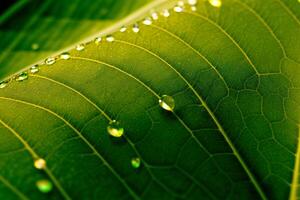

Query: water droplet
15;72;28;82
36;179;53;193
60;52;70;60
106;35;115;42
94;37;102;45
30;65;39;74
208;0;222;7
131;157;141;169
0;80;9;89
174;5;184;12
31;43;39;50
45;57;55;65
191;6;197;11
34;158;46;170
151;12;158;20
107;120;124;137
188;0;197;5
132;23;140;33
143;17;152;25
76;44;85;51
162;9;170;17
159;95;175;111
120;26;127;32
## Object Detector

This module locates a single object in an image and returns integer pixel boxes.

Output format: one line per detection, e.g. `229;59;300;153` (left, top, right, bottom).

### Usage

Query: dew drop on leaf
188;0;197;6
191;6;197;11
131;157;141;169
0;80;9;89
75;44;85;51
159;95;175;111
208;0;222;7
106;35;115;42
30;65;39;74
132;23;140;33
120;26;127;32
174;5;184;12
94;37;102;45
143;17;152;25
107;120;124;137
162;9;170;17
36;179;53;193
45;57;56;65
34;158;46;170
151;12;158;20
31;43;39;51
15;72;28;82
60;52;71;60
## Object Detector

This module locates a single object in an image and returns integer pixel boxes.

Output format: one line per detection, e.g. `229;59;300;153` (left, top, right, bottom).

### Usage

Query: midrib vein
290;128;300;200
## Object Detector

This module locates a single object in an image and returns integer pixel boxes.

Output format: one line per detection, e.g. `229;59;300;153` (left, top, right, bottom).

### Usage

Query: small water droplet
208;0;222;7
143;17;152;25
76;44;85;51
178;1;184;6
0;80;9;89
107;120;124;137
162;9;170;17
36;179;53;193
34;158;46;170
94;37;102;45
159;95;175;111
151;12;158;20
191;6;197;11
131;157;141;169
174;5;184;12
31;43;39;51
120;26;127;32
30;65;39;74
188;0;197;5
106;35;115;42
15;72;28;82
60;52;70;60
132;23;140;33
45;57;56;65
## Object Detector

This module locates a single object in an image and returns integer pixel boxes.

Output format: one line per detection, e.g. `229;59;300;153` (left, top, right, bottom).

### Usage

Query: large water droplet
36;180;53;193
107;120;124;137
30;65;39;74
132;23;140;33
0;80;9;89
76;44;85;51
188;0;197;5
15;72;28;82
120;26;127;32
60;52;70;60
151;12;158;20
106;35;115;42
45;57;55;65
94;37;102;45
209;0;222;7
162;9;170;17
34;158;46;170
159;95;175;111
31;43;39;51
131;157;141;169
143;17;152;25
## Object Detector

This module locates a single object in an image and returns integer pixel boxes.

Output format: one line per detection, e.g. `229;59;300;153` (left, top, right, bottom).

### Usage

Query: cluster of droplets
0;0;224;194
33;158;53;193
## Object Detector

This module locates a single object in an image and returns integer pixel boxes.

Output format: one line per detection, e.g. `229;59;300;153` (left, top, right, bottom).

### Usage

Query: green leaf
0;0;300;199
